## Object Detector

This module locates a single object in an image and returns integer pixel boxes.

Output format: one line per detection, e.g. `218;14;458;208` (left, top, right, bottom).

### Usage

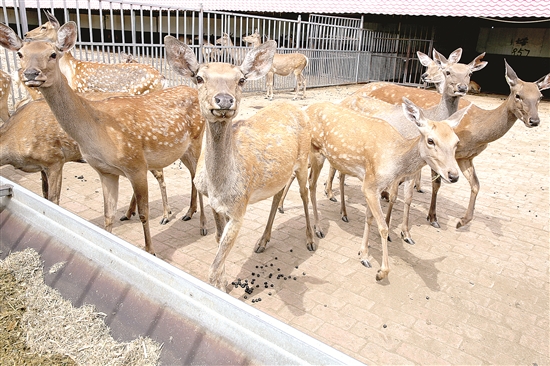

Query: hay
0;248;162;365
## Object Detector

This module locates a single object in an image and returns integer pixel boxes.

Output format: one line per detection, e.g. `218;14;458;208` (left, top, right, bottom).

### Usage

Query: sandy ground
1;83;549;364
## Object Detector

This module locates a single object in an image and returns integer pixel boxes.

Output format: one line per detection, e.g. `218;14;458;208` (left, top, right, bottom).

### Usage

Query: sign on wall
477;27;550;58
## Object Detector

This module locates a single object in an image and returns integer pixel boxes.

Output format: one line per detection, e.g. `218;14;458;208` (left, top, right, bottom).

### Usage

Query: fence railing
1;1;433;111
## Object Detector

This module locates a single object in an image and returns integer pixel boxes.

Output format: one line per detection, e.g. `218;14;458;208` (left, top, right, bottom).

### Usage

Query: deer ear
445;105;470;129
240;40;276;80
45;10;60;29
535;73;550;91
0;23;23;52
469;52;487;72
402;97;428;129
164;35;199;79
417;51;433;67
55;21;77;52
447;48;463;64
432;49;448;68
504;59;519;88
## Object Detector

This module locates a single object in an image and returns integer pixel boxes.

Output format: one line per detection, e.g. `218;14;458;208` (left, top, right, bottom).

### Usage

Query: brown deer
0;95;201;226
215;33;247;65
0;70;10;123
24;11;166;95
307;99;466;281
164;35;315;291
322;48;486;233
426;61;550;228
242;30;308;101
0;21;207;254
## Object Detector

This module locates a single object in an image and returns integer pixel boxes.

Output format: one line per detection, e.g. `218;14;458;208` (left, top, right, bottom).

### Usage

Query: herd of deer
0;13;548;291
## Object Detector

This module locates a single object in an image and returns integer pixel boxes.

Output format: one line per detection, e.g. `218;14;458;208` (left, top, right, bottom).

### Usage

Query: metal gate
1;1;434;111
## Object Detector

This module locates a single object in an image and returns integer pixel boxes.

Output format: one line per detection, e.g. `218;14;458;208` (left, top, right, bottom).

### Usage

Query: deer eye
515;94;521;100
50;52;57;59
16;52;23;58
195;75;204;84
427;138;435;146
445;70;451;76
238;77;246;86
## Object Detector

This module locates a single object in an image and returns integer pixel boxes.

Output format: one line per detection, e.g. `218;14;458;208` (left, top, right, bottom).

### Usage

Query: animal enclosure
1;0;433;110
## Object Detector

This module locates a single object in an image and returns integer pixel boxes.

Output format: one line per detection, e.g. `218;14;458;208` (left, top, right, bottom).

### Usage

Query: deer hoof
375;270;386;281
415;188;424;193
314;226;325;239
387;235;392;242
307;242;317;251
361;259;372;268
120;215;131;222
456;219;468;229
181;214;192;221
401;232;415;245
278;207;285;214
329;196;337;202
159;217;170;225
255;245;266;254
341;215;349;223
427;217;441;229
200;228;208;236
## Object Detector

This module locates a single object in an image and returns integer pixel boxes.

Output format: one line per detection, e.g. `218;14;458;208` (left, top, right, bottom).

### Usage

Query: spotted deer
321;49;486;241
307;99;467;281
0;21;207;254
0;70;10;123
0;95;201;227
242;30;308;100
24;11;166;95
164;35;315;291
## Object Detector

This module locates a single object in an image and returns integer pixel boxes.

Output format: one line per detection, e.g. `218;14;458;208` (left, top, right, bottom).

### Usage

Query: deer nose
457;84;468;93
448;172;459;183
528;117;540;127
214;93;234;109
23;69;40;81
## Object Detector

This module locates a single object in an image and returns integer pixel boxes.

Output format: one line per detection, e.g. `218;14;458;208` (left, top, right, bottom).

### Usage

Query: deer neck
38;70;101;144
426;92;461;120
203;120;239;187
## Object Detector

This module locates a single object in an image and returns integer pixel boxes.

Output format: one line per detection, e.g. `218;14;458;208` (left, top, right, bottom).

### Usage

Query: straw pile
0;248;161;365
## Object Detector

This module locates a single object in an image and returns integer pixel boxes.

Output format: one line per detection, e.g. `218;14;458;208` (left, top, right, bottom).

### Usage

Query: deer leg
180;154;208;236
278;173;296;214
255;189;284;253
265;72;274;100
45;165;63;205
99;173;120;234
150;169;172;225
339;172;348;222
298;72;306;99
295;159;316;251
308;150;326;239
457;158;479;229
209;215;243;292
413;170;423;193
384;180;400;242
358;204;374;268
426;168;442;228
128;171;154;255
363;186;390;281
211;209;227;244
39;170;49;202
324;165;338;202
400;178;416;245
121;195;137;222
292;73;300;100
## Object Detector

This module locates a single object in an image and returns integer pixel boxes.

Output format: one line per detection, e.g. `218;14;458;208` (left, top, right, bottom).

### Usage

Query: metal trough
0;177;362;365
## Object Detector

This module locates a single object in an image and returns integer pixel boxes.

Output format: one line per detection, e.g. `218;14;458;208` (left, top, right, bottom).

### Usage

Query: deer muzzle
211;93;236;118
23;69;45;87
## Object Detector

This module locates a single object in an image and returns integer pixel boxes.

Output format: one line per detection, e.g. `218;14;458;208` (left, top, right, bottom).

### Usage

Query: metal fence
1;0;433;110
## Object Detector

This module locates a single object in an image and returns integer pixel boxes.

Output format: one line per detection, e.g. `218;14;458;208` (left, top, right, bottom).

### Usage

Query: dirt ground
1;83;549;364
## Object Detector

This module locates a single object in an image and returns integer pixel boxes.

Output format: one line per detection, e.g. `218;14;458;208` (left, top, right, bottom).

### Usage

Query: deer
307;98;467;281
424;61;549;229
164;35;315;291
0;21;208;254
0;70;11;123
321;48;487;233
242;30;309;101
24;11;166;95
0;95;202;227
196;35;222;62
215;33;247;65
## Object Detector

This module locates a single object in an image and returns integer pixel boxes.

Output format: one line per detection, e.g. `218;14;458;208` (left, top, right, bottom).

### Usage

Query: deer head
402;97;467;183
165;35;276;121
505;60;550;128
434;49;487;95
242;30;262;47
24;10;60;41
